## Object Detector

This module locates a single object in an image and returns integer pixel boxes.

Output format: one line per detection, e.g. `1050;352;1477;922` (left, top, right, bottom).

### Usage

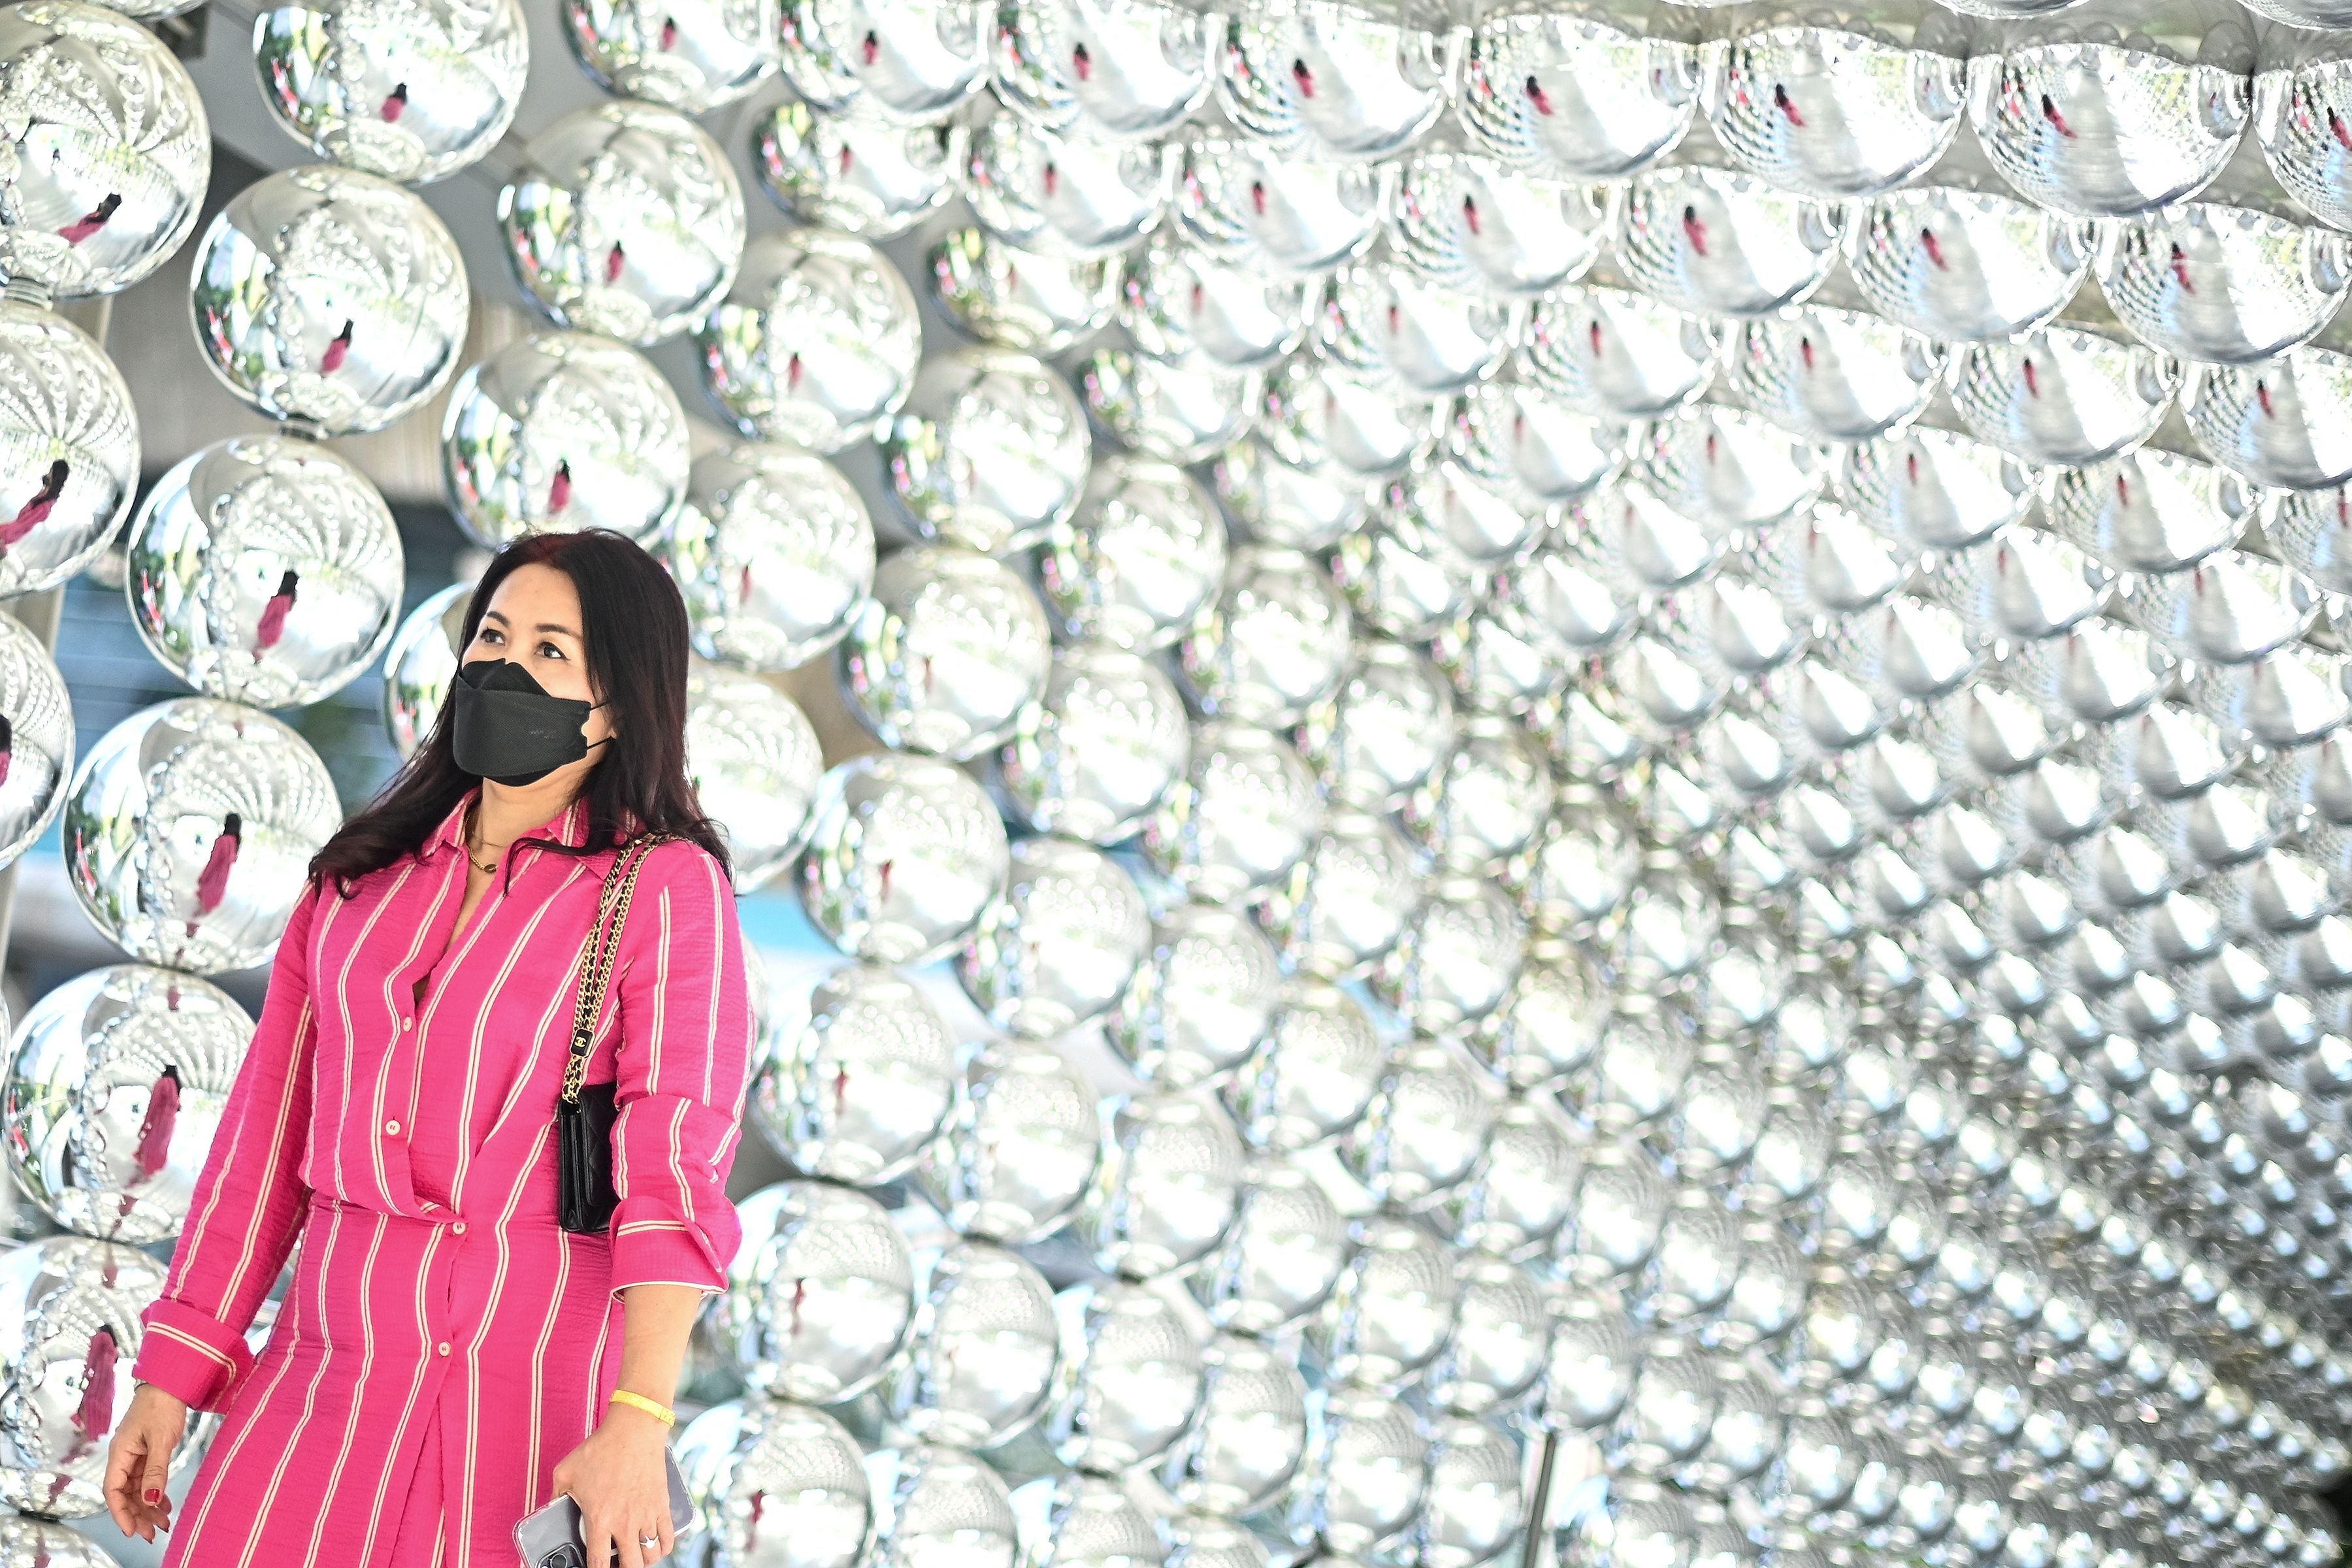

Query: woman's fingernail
143;1489;160;1504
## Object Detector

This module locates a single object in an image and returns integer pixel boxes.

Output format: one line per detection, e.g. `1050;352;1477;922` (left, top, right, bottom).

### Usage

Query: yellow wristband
608;1389;676;1427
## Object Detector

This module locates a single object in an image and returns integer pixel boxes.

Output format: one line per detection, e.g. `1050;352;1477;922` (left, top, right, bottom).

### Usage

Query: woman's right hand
105;1382;188;1543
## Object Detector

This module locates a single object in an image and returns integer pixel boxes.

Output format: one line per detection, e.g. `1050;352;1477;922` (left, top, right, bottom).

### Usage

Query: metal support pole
1518;1429;1560;1568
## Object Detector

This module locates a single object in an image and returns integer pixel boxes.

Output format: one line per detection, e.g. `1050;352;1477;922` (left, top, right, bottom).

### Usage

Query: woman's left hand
551;1405;676;1567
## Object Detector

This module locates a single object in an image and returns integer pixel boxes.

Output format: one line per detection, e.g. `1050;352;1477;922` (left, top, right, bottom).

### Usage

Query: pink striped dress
129;792;754;1568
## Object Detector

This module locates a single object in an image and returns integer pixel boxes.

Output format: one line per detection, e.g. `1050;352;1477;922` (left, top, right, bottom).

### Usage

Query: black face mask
449;659;606;787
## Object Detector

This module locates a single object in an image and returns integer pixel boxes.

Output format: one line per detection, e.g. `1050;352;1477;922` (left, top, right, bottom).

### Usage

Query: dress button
402;1018;414;1032
452;1221;467;1235
436;1341;451;1357
384;1119;400;1136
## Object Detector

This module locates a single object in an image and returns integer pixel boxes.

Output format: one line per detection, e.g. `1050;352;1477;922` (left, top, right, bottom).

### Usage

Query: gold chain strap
561;834;675;1103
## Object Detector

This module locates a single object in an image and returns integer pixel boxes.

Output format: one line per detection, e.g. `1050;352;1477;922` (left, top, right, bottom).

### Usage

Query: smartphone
511;1450;696;1568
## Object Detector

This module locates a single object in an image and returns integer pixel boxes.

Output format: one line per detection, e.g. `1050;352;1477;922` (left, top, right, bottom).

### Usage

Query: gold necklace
463;808;508;875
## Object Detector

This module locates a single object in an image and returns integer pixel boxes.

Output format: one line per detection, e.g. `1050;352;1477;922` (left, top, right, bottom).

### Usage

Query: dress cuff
133;1299;256;1413
607;1215;728;1300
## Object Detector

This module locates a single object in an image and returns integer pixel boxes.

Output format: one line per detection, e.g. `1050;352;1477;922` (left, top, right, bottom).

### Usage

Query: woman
101;529;754;1568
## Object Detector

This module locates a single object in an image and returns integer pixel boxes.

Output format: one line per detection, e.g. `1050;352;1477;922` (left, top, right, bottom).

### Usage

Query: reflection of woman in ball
59;192;120;246
104;531;751;1568
255;570;299;651
135;1065;182;1178
1;457;68;548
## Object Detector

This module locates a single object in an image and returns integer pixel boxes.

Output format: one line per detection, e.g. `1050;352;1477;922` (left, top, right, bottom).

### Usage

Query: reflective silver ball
841;544;1053;760
699;227;922;452
1967;31;2250;219
380;581;468;760
1107;903;1284;1092
1316;261;1516;396
1297;640;1454;811
1080;1091;1247;1279
0;1235;167;1516
1121;237;1310;369
778;0;986;123
1250;808;1424;979
1612;164;1843;318
757;100;968;238
1338;1036;1498;1209
1458;10;1698;181
1224;979;1383;1152
1178;546;1352;728
991;0;1213;142
1434;1094;1579;1260
1276;1384;1431;1556
866;1442;1019;1568
0;611;70;867
880;344;1092;555
0;302;136;598
1519;285;1721;421
0;1;208;294
1039;455;1228;651
1471;953;1606;1092
1040;1278;1208;1472
190;163;468;434
955;836;1150;1040
500;100;744;345
1371;875;1526;1034
1080;347;1258;466
885;1239;1061;1449
1009;1473;1168;1568
664;440;876;673
1948;324;2178;469
1388;150;1609;300
255;0;529;183
1403;715;1549;875
1190;1156;1348;1333
1448;379;1627;506
0;1518;114;1567
1160;1331;1307;1517
798;751;1012;966
1414;1416;1524;1568
440;330;689;549
713;1180;913;1402
563;0;778;112
919;1042;1103;1243
1702;21;1966;199
125;434;401;708
751;962;956;1185
1000;644;1189;845
673;1398;872;1568
685;664;822;891
2;964;250;1244
1217;0;1447;163
1171;131;1382;277
1846;182;2095;346
964;108;1169;259
928;226;1120;355
63;698;340;974
1143;721;1320;904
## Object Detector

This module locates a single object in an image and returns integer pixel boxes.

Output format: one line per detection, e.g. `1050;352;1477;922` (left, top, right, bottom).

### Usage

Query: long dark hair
310;529;730;894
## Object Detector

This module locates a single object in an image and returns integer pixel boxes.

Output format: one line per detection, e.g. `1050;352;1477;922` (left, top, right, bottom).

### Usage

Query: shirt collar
423;791;592;861
424;791;475;863
527;797;593;850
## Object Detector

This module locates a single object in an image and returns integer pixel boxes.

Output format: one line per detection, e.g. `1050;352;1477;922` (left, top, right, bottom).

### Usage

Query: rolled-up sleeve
606;842;751;1301
131;881;322;1411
